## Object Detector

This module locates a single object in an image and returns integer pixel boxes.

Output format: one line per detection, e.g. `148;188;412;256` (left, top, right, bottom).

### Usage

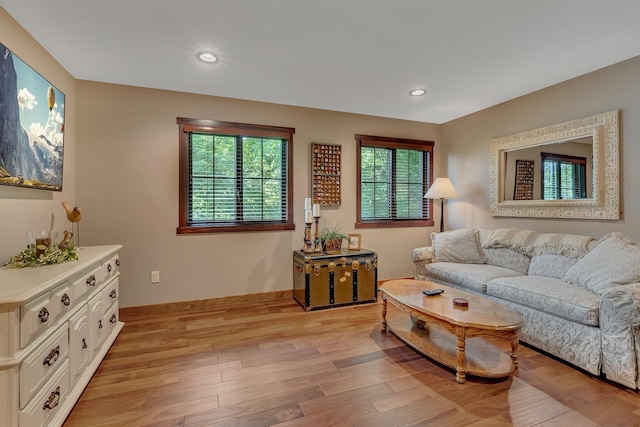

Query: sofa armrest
411;246;434;279
599;283;640;388
412;246;434;263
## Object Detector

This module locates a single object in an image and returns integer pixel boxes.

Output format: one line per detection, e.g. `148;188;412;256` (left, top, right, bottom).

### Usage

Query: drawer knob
61;293;71;306
82;338;88;349
87;275;96;287
43;346;60;366
43;386;61;410
110;313;117;324
107;263;113;273
98;320;103;329
38;307;50;323
115;258;120;267
109;289;117;299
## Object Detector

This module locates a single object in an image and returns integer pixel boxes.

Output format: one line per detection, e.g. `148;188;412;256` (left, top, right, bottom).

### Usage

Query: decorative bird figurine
58;230;74;249
61;202;82;223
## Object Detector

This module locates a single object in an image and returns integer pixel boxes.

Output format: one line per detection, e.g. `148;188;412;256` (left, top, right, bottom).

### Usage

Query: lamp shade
424;177;460;199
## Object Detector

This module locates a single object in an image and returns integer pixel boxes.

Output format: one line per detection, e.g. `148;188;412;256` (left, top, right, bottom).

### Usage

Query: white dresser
0;246;123;427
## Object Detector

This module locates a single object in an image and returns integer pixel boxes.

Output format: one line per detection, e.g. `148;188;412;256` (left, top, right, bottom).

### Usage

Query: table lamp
424;177;460;232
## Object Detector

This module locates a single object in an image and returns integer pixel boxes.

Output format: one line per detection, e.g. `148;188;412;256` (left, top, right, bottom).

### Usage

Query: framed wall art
0;41;66;191
311;142;341;206
348;233;361;250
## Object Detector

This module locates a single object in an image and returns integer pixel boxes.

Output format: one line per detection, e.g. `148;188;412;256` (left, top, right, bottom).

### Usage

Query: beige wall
6;5;640;309
76;82;442;307
442;55;640;239
0;8;77;263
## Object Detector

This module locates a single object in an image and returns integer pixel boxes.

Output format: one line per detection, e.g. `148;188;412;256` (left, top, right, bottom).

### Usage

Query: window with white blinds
177;118;295;233
355;134;434;229
541;152;587;200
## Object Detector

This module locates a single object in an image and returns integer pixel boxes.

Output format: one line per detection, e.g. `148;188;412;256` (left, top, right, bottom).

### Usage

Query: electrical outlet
151;271;160;284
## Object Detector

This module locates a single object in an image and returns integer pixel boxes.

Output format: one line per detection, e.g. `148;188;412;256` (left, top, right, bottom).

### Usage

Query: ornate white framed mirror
489;110;620;219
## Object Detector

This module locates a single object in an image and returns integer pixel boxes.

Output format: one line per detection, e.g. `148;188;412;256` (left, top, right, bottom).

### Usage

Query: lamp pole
438;198;445;233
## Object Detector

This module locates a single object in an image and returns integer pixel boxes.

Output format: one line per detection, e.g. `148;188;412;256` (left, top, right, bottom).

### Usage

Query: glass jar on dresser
0;245;123;427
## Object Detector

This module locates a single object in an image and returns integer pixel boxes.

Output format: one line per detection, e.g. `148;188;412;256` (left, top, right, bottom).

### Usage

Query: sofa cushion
483;248;531;275
431;229;486;264
528;254;577;279
487;276;600;326
425;262;522;294
564;232;640;295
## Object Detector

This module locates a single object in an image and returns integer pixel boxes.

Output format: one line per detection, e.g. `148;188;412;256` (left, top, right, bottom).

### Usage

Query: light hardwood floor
63;295;640;426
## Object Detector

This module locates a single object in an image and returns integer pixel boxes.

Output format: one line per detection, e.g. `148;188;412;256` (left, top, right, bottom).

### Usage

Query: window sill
355;219;434;229
177;223;295;234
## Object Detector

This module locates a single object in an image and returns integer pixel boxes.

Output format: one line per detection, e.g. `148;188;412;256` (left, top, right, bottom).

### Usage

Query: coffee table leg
510;338;519;368
381;297;388;332
455;327;466;384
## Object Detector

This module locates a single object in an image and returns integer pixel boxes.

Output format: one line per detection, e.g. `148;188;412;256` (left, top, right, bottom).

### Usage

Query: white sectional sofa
411;228;640;389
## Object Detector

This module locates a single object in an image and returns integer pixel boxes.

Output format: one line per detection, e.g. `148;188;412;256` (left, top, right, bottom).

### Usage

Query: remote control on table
423;289;444;296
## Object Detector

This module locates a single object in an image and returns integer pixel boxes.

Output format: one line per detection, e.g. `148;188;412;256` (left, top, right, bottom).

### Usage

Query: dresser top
0;245;122;304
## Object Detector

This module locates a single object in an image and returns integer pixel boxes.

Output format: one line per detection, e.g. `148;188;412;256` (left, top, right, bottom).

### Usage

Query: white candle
313;204;320;217
305;209;313;223
304;198;312;210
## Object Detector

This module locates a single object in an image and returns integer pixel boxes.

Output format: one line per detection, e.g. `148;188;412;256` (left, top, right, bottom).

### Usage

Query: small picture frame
348;234;361;250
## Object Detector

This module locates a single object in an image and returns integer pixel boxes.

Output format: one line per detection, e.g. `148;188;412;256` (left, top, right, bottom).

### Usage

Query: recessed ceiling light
198;52;218;63
409;89;427;96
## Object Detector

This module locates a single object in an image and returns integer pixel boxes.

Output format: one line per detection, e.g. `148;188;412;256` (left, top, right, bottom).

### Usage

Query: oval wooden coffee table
379;279;524;384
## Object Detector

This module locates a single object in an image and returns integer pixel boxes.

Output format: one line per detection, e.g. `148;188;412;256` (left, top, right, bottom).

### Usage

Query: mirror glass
489;110;619;219
502;136;593;201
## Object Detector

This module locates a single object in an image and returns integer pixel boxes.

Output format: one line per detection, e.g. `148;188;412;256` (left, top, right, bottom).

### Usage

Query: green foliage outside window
541;153;587;200
356;134;433;228
177;117;294;233
360;147;428;221
189;133;286;224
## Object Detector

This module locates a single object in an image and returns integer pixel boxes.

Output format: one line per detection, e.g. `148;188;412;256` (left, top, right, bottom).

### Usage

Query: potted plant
319;223;347;253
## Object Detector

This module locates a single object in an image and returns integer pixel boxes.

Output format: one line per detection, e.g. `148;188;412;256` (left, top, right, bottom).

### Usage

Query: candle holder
303;221;313;253
313;216;321;252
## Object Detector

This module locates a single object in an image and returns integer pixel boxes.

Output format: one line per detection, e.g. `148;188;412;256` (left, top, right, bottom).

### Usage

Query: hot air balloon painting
47;86;55;111
0;41;66;191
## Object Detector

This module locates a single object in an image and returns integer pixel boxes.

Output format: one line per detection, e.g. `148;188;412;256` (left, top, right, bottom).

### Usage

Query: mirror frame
489;110;619;219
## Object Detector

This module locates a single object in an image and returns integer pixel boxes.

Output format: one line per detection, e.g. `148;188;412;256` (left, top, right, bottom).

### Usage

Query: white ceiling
2;1;639;124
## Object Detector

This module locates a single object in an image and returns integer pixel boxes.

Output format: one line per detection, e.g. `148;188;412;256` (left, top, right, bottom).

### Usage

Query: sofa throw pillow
432;229;486;264
563;232;640;295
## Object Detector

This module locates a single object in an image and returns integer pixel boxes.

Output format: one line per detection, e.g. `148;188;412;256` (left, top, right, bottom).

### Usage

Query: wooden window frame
355;134;434;229
177;117;295;234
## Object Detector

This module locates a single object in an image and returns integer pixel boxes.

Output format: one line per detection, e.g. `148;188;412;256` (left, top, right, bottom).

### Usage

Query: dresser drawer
20;293;62;348
103;254;120;282
20;325;69;408
104;302;119;337
51;281;74;323
71;265;103;301
103;277;119;310
19;359;70;427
